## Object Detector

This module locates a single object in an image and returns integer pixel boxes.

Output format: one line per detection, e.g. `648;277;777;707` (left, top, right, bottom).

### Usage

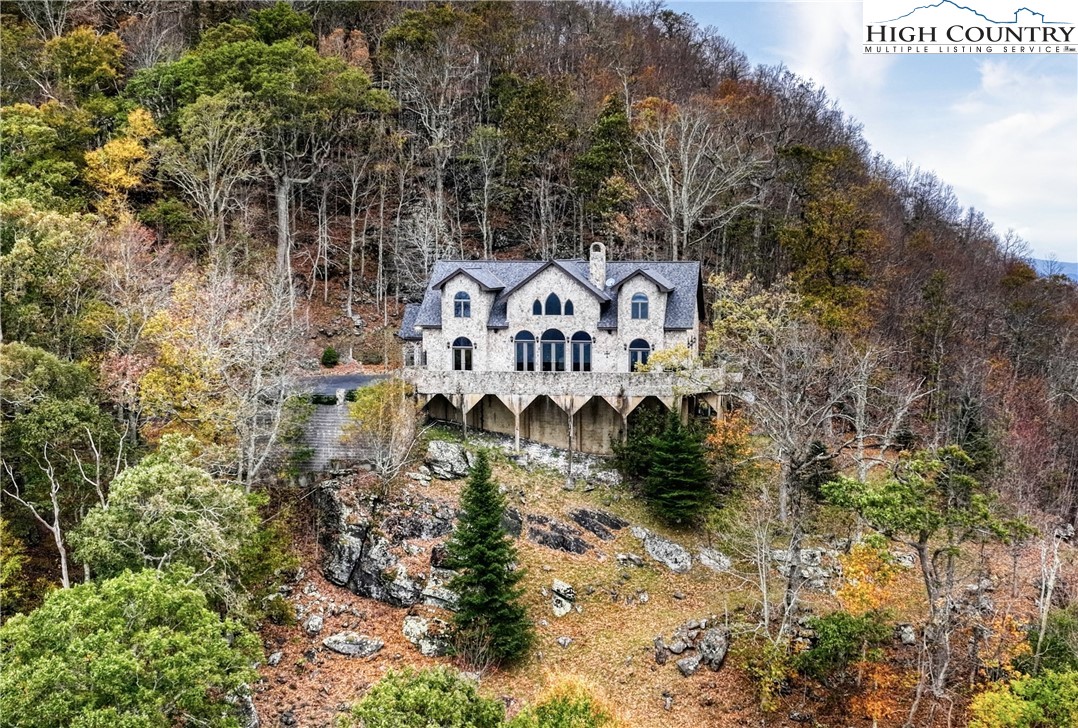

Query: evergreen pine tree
644;414;714;525
444;450;534;667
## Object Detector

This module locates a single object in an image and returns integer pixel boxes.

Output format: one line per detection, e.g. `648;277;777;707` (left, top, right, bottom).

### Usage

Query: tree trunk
275;177;293;273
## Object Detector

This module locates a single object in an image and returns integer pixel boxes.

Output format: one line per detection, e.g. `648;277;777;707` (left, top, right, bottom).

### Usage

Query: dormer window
454;291;471;318
631;292;649;320
544;293;562;316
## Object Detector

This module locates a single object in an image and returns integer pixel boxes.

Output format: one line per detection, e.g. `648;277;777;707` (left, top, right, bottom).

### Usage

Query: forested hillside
2;2;1078;727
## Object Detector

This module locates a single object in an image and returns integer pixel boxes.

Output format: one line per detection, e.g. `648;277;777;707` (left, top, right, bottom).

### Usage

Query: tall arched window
631;292;649;320
629;338;650;371
454;291;471;318
544;293;562;316
541;329;566;371
514;331;535;371
452;337;473;371
571;331;592;372
532;299;542;315
564;299;574;315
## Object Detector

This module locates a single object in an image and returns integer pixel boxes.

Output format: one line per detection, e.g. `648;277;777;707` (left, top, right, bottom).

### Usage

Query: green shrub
321;346;340;367
969;670;1078;728
740;639;794;713
1015;607;1078;675
347;667;504;728
794;610;890;685
0;569;259;728
508;678;621;727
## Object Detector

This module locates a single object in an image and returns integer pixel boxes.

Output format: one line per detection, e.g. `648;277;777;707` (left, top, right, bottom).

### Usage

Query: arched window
544;293;562;316
452;336;473;371
541;329;566;372
571;331;592;372
631;292;649;320
564;299;574;316
514;331;535;371
454;291;471;318
629;338;650;371
532;299;542;315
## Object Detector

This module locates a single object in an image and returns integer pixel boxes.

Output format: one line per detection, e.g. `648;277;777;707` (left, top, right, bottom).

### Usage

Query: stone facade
399;244;728;454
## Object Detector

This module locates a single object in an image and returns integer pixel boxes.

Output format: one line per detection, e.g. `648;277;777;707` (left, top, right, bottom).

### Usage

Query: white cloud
769;5;1076;260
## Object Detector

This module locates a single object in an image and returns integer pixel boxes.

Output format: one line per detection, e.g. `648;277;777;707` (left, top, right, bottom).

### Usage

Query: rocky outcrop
527;514;590;554
654;619;730;676
698;548;732;572
322;632;384;658
771;547;841;590
425;440;474;479
568;508;629;541
317;476;459;608
632;527;691;573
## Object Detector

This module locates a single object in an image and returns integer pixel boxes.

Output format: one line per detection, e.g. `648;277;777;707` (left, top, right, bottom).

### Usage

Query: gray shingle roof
410;258;700;333
431;265;505;291
397;303;422;341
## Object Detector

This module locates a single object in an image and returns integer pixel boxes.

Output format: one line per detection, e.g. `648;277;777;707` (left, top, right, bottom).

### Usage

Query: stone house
398;243;727;454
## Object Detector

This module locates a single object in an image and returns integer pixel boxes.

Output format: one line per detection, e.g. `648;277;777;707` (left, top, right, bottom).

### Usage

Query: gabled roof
409;258;701;333
430;265;505;291
609;267;674;293
501;260;612;303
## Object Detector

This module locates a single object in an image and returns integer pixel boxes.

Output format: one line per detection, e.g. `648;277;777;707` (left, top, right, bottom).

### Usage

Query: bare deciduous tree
630;97;763;261
157;92;261;259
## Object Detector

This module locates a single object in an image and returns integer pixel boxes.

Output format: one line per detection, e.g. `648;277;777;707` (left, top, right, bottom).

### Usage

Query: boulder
322;632;384;658
616;552;645;568
697;629;730;671
267;651;283;667
402;616;450;657
677;653;703;677
551;579;576;603
897;623;917;646
556;636;573;648
698;548;732;572
304;614;324;636
633;528;691;573
552;594;573;618
426;441;472;479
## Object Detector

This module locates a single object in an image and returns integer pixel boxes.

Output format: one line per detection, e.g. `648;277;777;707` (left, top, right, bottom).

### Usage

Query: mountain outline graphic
878;1;1072;24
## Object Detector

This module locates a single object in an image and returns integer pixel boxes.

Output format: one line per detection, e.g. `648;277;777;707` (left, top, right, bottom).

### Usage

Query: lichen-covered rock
425;440;472;479
402;616;450;657
698;548;732;573
304;614;323;635
322;632;384;657
697;628;730;671
632;528;691;573
677;653;702;677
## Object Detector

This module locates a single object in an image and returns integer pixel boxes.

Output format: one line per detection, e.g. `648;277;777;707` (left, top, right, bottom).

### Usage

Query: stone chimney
589;242;607;290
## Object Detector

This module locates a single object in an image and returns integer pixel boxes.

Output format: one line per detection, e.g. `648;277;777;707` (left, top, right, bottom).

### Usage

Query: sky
669;0;1078;262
